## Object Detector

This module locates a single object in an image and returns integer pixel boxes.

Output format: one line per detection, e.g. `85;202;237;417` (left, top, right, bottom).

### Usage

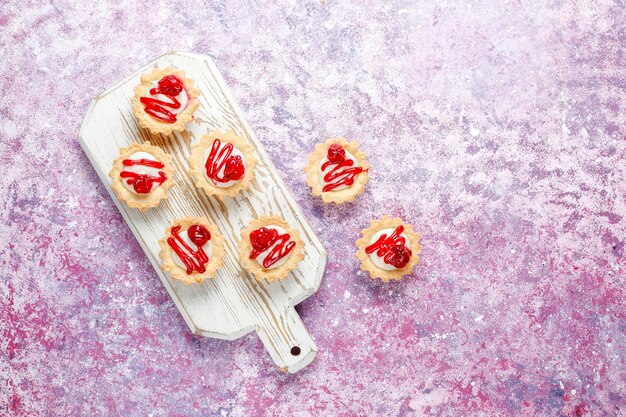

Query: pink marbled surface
1;1;625;416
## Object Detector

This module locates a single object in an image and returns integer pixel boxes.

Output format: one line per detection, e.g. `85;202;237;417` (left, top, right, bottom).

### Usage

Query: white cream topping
255;226;291;270
121;151;164;195
203;141;246;188
171;228;213;271
368;228;409;270
148;80;188;117
317;149;359;191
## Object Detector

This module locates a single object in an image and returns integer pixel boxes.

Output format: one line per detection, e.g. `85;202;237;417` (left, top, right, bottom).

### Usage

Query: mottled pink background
1;1;625;416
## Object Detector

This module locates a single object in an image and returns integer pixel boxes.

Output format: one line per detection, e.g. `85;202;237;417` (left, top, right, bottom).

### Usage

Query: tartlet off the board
356;216;422;282
305;137;370;204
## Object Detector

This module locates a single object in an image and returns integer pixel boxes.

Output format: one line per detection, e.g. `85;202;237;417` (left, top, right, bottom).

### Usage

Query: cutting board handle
255;306;317;373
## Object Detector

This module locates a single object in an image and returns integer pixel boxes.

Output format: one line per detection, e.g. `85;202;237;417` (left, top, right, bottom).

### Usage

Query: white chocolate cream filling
121;151;164;195
149;79;189;116
171;228;213;270
255;226;291;270
317;148;359;191
203;141;246;188
368;228;409;270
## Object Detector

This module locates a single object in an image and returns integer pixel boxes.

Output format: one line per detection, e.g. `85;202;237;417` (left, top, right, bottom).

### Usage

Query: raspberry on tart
305;137;370;204
159;217;225;284
189;130;258;199
238;216;305;282
132;67;200;136
109;142;174;210
356;216;422;282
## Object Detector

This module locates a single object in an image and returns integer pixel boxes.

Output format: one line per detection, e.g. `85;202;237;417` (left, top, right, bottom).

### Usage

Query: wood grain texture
78;51;327;373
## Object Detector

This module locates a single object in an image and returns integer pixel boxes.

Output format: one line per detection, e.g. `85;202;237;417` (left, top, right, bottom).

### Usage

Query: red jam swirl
120;158;167;194
204;139;246;185
365;225;412;269
139;75;188;123
167;224;211;275
321;144;367;192
249;227;295;269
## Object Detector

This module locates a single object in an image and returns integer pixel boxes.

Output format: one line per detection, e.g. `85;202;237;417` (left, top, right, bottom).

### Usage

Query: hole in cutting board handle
290;346;301;356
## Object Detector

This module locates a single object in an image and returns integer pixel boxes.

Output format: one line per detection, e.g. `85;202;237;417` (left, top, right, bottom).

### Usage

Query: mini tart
305;137;370;204
132;67;200;136
356;216;422;282
238;216;305;282
158;217;225;284
108;141;174;210
189;130;257;198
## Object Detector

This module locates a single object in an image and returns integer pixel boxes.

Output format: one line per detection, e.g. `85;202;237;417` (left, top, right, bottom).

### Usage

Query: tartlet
356;216;422;282
159;217;225;284
189;130;257;199
108;141;174;210
238;216;305;282
305;137;370;204
132;67;200;136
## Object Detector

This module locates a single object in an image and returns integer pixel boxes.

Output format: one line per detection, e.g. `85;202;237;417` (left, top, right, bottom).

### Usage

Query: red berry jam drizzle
365;225;412;269
204;138;246;185
120;159;167;194
167;224;211;275
321;144;367;192
139;75;188;123
249;227;295;269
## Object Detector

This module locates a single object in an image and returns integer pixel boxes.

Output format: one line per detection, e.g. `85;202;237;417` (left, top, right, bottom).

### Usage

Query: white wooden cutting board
78;51;327;373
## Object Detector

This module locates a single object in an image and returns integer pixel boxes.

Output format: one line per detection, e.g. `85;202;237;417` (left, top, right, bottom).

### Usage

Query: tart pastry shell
238;216;305;282
305;137;370;204
189;130;258;199
356;216;422;282
158;216;225;284
132;67;200;136
108;141;174;210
